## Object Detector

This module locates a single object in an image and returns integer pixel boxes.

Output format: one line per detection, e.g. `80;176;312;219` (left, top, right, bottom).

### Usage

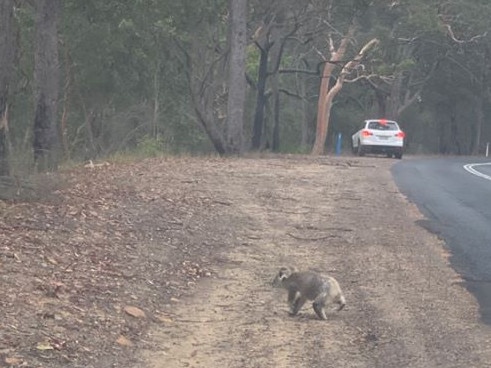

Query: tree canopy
2;0;491;172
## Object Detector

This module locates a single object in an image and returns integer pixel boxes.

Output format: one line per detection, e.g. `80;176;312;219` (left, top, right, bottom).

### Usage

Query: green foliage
4;0;491;166
396;59;416;72
246;45;260;83
134;135;166;157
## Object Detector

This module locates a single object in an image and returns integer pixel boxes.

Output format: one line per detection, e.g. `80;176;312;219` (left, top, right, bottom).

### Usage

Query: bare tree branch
443;23;487;44
339;38;380;78
345;73;379;83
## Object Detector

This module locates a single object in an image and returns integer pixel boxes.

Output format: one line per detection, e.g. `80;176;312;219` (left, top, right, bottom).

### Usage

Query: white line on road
463;163;491;181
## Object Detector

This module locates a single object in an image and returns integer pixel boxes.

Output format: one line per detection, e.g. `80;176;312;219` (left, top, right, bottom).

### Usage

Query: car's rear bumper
362;145;403;154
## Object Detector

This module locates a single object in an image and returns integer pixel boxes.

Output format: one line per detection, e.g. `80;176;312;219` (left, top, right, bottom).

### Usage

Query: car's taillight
361;130;373;137
395;131;405;138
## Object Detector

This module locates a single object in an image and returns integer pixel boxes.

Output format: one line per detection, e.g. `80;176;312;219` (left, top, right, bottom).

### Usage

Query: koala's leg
335;293;346;311
290;295;307;316
287;289;298;304
287;289;299;314
312;293;328;320
327;276;346;311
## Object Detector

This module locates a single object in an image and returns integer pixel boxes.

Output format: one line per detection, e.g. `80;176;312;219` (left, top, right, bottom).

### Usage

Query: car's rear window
367;121;398;131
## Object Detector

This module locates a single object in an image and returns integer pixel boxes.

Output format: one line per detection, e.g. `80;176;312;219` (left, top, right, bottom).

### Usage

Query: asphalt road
392;156;491;324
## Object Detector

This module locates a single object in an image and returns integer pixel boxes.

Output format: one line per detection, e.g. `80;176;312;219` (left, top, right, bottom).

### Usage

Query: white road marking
463;163;491;181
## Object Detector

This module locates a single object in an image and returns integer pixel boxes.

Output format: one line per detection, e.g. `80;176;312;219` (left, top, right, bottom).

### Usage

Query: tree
251;0;296;150
250;14;275;150
311;26;379;155
33;0;61;170
3;0;491;164
439;1;491;154
249;1;303;150
306;0;387;155
226;0;247;154
174;1;233;155
0;0;14;176
356;1;444;120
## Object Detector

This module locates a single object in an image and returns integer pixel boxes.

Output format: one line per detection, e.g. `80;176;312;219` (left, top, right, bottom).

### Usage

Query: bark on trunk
311;27;355;155
312;34;379;155
191;96;226;155
0;0;14;176
375;88;388;118
251;46;269;150
311;60;337;155
60;43;73;160
271;74;280;152
33;0;61;171
0;102;9;176
152;61;161;138
226;0;247;154
269;21;287;153
473;94;484;155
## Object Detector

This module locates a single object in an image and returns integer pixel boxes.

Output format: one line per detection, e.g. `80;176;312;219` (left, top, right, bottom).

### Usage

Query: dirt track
142;156;491;368
2;155;491;368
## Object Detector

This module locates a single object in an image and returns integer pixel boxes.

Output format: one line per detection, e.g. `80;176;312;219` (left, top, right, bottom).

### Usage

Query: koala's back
286;271;329;300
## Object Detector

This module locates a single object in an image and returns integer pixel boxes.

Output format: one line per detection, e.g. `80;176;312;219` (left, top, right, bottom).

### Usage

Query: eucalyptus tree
173;0;237;154
248;0;381;153
61;0;200;157
226;0;248;154
409;0;491;154
306;0;491;155
309;0;381;155
248;0;308;151
0;0;14;175
359;0;445;120
438;0;491;154
33;0;61;170
62;0;246;157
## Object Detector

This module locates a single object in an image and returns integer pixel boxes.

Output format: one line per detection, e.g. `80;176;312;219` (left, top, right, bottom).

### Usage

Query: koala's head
271;266;296;288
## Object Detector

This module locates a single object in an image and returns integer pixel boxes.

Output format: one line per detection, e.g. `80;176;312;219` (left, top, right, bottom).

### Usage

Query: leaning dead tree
311;25;379;155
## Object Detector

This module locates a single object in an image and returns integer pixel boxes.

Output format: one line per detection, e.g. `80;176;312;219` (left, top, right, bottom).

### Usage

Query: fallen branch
287;232;340;241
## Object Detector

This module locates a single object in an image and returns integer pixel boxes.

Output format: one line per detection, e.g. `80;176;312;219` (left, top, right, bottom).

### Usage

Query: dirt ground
2;155;491;368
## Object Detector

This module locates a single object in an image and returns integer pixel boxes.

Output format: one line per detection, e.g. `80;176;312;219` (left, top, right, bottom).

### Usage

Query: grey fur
272;266;346;320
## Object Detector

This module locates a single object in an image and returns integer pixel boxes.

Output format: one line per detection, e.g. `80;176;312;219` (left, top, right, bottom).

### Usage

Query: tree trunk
226;0;247;154
191;96;226;155
270;27;284;152
374;88;388;118
271;73;280;152
251;45;269;150
0;0;14;176
184;48;227;155
312;29;379;155
387;75;403;120
311;62;336;155
60;42;73;160
473;93;484;155
450;113;461;155
33;0;61;171
152;60;161;138
311;27;355;155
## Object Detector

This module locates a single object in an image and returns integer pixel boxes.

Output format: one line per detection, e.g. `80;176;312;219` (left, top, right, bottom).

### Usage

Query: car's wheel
395;151;403;159
351;142;357;155
357;141;365;156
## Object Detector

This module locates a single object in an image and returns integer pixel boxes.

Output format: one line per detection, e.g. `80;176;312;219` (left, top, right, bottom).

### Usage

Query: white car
351;119;405;159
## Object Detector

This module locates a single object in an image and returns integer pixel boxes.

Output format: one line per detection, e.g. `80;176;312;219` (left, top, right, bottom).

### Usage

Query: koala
272;266;345;320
